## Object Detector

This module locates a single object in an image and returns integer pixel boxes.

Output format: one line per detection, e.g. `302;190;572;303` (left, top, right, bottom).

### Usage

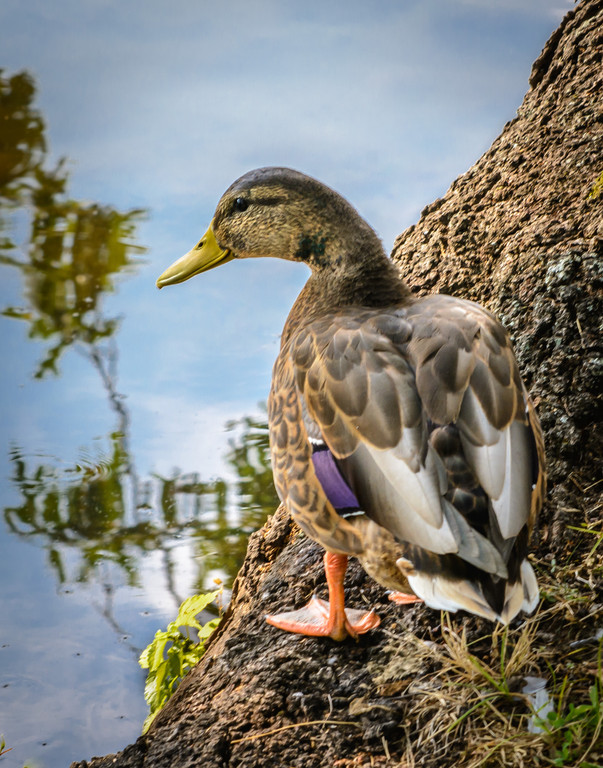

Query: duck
157;167;546;641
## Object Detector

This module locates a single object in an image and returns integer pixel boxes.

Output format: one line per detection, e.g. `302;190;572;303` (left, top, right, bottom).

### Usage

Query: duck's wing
290;297;544;578
405;295;545;540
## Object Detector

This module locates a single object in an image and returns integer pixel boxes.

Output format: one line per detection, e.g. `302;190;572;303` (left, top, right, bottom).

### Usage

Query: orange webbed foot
266;596;380;641
266;552;380;641
388;591;423;606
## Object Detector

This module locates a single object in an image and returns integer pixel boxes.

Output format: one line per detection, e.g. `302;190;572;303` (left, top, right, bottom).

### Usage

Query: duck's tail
403;557;539;623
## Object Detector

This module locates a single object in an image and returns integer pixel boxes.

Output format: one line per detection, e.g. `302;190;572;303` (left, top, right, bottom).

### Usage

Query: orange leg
265;552;380;641
388;591;423;606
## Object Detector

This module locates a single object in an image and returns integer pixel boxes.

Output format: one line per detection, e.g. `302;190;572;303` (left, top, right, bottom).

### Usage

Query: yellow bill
156;225;233;288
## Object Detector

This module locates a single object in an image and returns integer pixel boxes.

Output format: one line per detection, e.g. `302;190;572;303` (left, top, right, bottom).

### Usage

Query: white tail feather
403;557;539;624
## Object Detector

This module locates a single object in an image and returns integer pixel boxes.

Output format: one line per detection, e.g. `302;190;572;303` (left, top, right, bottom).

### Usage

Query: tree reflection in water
5;413;278;596
1;69;279;635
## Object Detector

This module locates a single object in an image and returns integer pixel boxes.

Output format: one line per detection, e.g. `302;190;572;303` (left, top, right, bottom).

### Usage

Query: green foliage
535;643;603;767
567;525;603;560
139;591;222;734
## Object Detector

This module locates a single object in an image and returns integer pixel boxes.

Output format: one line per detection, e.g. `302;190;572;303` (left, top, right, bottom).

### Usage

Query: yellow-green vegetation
0;735;11;758
535;663;602;768
371;612;601;767
587;171;603;200
139;591;222;733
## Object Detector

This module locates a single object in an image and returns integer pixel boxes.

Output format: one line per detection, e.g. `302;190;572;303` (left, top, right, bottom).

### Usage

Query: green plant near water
139;591;222;733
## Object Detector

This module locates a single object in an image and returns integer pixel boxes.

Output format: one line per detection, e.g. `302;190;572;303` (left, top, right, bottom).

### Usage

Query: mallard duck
157;167;546;641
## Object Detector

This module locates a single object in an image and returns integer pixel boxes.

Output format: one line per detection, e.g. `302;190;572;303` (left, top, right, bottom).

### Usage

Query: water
0;96;278;760
0;4;568;765
1;319;277;765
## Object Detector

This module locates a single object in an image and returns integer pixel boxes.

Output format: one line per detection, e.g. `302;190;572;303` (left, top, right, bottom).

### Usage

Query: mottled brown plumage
157;167;546;639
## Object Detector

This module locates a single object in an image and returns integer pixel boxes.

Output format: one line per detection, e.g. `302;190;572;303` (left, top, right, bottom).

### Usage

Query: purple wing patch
311;446;359;511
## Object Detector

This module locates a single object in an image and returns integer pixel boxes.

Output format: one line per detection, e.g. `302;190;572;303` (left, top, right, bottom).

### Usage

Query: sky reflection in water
0;2;570;765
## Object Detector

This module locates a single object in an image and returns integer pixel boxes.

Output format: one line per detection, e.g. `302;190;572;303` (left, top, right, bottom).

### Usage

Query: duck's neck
282;251;411;344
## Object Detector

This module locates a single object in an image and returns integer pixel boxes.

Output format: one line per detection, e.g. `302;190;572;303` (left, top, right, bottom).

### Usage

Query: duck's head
156;167;385;288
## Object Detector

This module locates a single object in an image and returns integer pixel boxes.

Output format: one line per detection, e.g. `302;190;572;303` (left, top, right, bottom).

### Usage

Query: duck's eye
232;197;248;213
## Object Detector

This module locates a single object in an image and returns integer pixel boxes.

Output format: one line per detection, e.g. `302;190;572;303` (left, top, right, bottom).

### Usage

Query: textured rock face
72;2;602;767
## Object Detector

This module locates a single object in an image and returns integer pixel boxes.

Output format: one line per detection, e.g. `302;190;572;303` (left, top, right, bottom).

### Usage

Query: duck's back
270;292;545;622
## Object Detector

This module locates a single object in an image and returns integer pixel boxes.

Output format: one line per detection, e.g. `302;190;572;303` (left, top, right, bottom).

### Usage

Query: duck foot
388;591;423;605
265;552;380;641
266;596;380;641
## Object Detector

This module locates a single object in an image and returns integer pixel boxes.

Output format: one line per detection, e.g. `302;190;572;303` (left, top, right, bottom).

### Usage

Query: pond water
0;3;568;766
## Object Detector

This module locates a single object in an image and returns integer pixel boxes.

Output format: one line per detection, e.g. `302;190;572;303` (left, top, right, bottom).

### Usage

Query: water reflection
1;69;278;604
0;72;146;379
1;71;279;765
0;70;46;201
165;411;280;592
5;413;278;594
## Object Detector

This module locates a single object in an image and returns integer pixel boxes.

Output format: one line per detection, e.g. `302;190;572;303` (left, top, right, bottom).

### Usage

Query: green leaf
142;710;158;734
198;616;221;641
588;683;599;708
175;591;219;628
138;590;222;734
